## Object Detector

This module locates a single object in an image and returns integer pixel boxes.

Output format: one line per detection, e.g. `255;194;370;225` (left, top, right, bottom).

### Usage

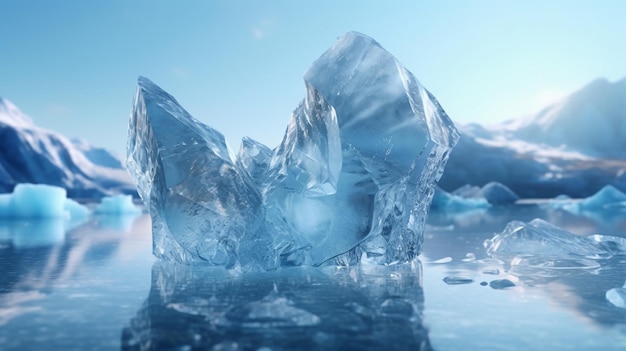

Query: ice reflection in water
122;261;431;351
0;213;143;326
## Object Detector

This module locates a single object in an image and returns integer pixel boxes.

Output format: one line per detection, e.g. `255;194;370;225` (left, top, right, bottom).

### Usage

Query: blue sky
1;1;625;157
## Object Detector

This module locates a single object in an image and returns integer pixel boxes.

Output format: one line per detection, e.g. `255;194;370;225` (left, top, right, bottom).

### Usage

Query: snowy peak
441;76;626;198
0;98;135;198
0;97;34;128
512;77;626;158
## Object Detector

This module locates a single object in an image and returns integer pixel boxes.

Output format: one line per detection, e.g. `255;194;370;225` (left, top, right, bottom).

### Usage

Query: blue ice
431;187;491;212
0;183;89;219
95;194;142;215
126;32;460;270
546;185;626;212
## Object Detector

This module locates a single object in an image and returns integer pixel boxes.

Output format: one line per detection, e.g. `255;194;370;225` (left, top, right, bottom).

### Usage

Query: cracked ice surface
126;32;459;270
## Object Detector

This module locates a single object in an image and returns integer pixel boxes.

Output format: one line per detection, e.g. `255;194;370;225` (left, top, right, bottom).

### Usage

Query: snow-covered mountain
0;97;136;198
495;77;626;158
439;78;626;198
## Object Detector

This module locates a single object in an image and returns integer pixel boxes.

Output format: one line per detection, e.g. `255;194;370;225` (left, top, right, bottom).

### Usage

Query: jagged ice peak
126;31;460;271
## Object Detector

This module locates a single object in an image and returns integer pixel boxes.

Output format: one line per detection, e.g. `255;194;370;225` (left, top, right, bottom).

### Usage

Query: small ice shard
461;252;476;262
0;183;89;219
489;279;516;289
485;219;626;270
94;194;142;215
482;268;500;275
431;186;491;212
236;137;272;188
126;32;459;269
442;276;474;285
431;256;453;264
452;182;519;205
606;282;626;308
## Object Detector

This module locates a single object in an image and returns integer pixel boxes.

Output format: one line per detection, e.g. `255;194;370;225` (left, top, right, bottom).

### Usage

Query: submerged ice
126;32;459;269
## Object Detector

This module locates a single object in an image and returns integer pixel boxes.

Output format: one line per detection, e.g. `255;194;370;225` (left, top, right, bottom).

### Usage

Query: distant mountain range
0;97;135;198
439;77;626;198
2;77;624;200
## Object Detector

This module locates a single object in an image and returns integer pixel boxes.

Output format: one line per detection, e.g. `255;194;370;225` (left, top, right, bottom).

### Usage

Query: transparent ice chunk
127;77;263;266
442;276;474;285
236;137;272;188
606;282;626;309
126;32;459;269
485;219;626;272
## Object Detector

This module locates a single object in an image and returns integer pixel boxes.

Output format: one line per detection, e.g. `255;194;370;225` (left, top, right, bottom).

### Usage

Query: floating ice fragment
486;219;626;258
461;253;476;262
482;268;500;275
546;185;626;212
452;182;519;205
606;282;626;308
95;194;142;215
431;257;453;264
443;276;474;285
576;185;626;210
0;183;89;219
485;218;626;271
431;187;490;212
126;32;459;269
489;279;516;289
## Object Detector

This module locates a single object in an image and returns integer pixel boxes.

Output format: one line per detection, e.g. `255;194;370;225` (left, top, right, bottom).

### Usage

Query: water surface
1;205;626;350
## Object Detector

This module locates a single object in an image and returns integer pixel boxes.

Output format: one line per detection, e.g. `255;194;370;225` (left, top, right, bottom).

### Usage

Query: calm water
1;205;626;350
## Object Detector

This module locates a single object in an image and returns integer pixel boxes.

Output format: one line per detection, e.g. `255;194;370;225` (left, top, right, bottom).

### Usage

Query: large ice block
126;32;459;269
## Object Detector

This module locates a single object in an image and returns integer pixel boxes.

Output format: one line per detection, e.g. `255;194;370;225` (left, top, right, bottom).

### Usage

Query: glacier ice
126;32;459;269
0;183;91;248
